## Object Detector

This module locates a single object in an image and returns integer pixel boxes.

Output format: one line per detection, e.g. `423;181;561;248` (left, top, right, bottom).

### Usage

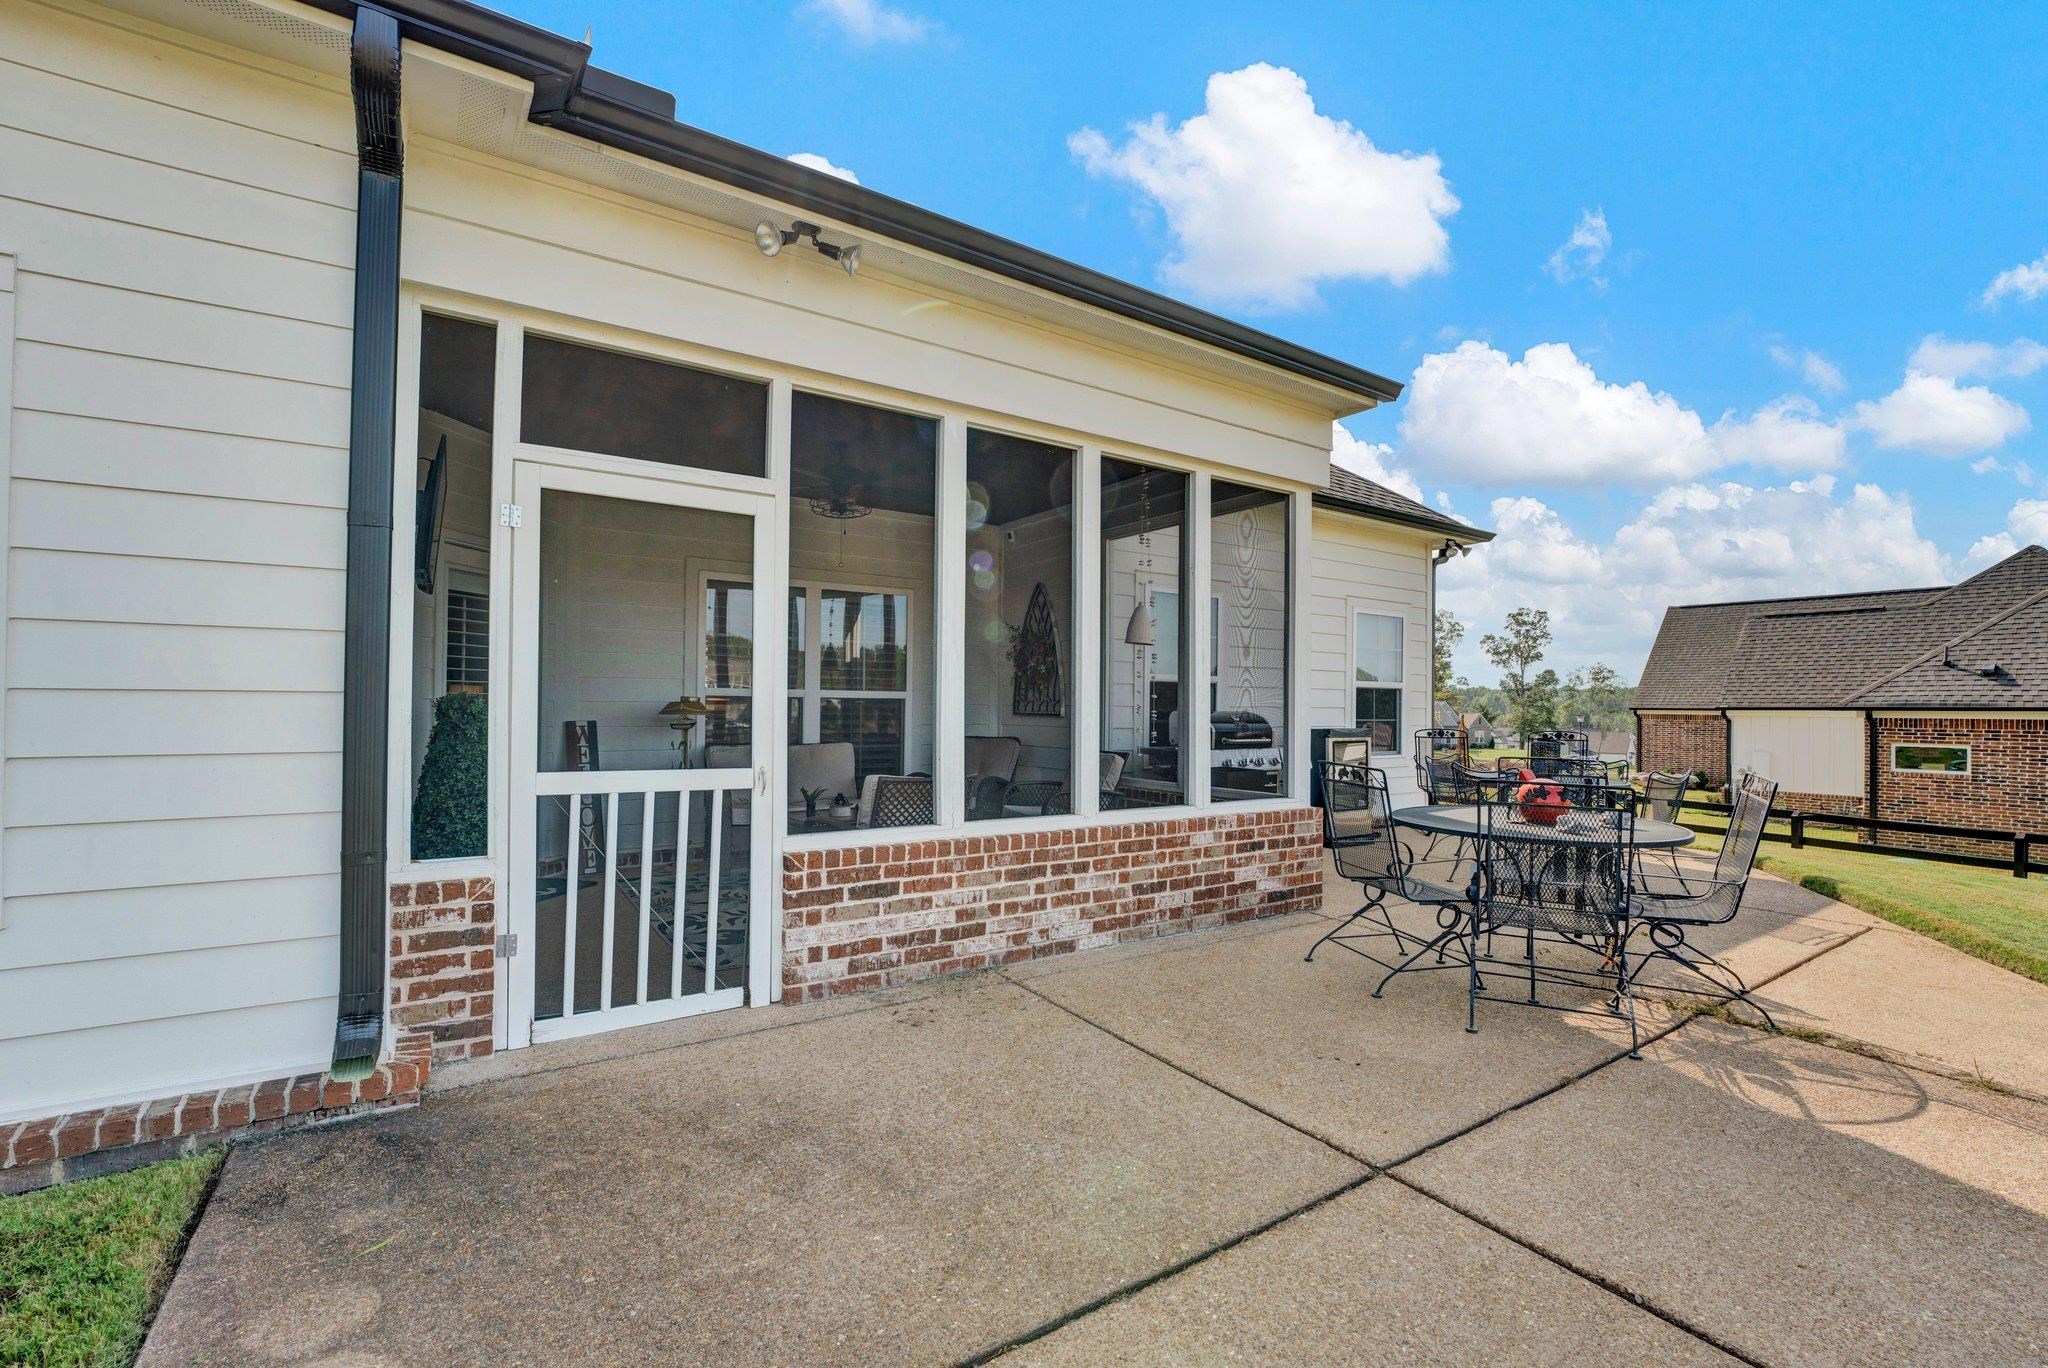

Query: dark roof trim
1662;583;1942;613
1311;491;1493;542
318;0;1403;407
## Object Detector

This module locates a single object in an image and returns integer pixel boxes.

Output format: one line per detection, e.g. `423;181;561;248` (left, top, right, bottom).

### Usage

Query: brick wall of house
781;807;1323;1002
389;877;497;1065
0;879;494;1191
1;1035;432;1195
1774;791;1868;820
1873;715;2048;859
1638;712;1727;787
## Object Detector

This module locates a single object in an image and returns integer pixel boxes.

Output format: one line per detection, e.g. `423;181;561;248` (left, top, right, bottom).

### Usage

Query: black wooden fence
1680;799;2043;880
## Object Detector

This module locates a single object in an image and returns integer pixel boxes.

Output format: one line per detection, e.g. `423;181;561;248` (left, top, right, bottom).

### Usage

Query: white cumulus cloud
1907;333;2048;380
786;151;860;184
1852;370;2030;457
1544;208;1611;287
1329;423;1425;504
1768;343;1846;394
1981;251;2048;308
1439;474;1949;678
1962;497;2048;571
1399;341;1843;488
1068;63;1458;310
798;0;930;45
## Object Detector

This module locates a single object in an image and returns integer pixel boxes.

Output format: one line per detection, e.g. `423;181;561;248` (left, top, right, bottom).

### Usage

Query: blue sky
493;0;2048;681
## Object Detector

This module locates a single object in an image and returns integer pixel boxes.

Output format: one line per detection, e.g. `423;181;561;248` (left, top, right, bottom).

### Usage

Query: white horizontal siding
1308;510;1434;808
0;0;353;1120
1729;710;1864;797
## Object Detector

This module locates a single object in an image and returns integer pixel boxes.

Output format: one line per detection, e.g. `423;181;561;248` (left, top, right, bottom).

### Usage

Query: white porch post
1186;470;1212;808
1288;489;1312;804
759;376;793;1004
1073;445;1103;819
934;415;967;827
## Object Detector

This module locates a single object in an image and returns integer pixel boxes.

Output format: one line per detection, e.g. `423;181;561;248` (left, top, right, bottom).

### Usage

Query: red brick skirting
390;877;497;1065
1874;715;2048;858
1;1034;432;1195
1638;712;1728;787
781;806;1323;1002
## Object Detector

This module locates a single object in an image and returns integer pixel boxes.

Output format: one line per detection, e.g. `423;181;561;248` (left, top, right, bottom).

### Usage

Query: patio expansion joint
978;917;1881;1367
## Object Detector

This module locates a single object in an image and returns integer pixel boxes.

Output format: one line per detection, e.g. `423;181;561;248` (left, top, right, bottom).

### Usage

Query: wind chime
1123;467;1155;749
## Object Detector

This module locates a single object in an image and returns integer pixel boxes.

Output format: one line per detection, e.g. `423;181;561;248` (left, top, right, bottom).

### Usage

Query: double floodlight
755;218;862;277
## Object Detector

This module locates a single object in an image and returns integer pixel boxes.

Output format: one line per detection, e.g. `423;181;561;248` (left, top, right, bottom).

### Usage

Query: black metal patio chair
1464;783;1642;1054
1627;772;1779;1027
1634;769;1692;876
1309;764;1474;973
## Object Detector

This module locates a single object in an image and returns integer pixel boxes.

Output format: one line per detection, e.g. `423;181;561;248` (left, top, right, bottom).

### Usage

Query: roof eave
1311;492;1493;543
304;0;1405;409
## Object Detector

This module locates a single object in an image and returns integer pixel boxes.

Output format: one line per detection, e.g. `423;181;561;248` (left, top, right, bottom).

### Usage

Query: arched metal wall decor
1012;581;1064;716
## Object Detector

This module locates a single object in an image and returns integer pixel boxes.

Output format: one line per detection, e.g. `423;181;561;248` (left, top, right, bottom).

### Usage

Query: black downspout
1864;709;1879;822
1719;707;1733;794
334;6;402;1080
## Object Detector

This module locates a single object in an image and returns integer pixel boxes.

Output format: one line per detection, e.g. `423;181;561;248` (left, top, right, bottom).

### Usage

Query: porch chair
1635;769;1692;877
1627;772;1779;1027
856;774;935;829
1460;783;1643;1055
1308;763;1474;974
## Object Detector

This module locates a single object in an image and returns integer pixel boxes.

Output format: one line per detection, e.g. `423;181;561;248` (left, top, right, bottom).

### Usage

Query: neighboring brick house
1633;545;2048;853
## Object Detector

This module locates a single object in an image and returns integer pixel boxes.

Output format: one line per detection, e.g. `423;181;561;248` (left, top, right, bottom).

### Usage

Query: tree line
1433;608;1632;740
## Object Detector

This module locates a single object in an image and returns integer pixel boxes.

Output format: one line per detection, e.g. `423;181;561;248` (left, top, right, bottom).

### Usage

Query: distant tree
1432;610;1467;706
1561;662;1632;732
1480;608;1556;742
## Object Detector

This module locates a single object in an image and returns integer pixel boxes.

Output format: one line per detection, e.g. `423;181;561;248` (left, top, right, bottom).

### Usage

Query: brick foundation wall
1874;716;2048;859
390;877;497;1064
781;807;1323;1002
1775;791;1867;820
1638;712;1727;787
1;1035;431;1195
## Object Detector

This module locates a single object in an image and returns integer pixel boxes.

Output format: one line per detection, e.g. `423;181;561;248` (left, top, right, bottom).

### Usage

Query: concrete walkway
144;866;2048;1365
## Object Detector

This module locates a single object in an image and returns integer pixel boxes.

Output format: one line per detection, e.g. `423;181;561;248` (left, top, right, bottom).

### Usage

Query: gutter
333;5;403;1081
300;0;1402;408
1863;708;1878;821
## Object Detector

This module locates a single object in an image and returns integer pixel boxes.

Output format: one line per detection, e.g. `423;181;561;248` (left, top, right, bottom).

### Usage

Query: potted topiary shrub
412;692;488;860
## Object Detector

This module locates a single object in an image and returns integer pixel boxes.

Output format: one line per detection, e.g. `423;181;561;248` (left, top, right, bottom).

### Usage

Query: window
963;429;1075;820
1102;458;1189;806
787;391;936;833
520;334;767;477
409;313;496;862
1353;611;1405;753
444;576;489;695
703;579;756;750
1211;482;1290;800
1892;743;1969;774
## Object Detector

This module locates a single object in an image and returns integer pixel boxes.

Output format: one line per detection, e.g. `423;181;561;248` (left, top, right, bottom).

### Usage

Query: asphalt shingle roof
1634;545;2048;711
1317;465;1492;542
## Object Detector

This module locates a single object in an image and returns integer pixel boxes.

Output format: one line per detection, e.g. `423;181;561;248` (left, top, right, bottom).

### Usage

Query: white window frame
1890;742;1971;775
1350;608;1409;755
387;288;1316;911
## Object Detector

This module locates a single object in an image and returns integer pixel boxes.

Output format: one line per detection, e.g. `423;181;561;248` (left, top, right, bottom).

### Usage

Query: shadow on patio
141;865;2048;1366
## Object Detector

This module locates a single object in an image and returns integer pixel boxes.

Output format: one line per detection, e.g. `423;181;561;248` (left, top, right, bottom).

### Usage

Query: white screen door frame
505;459;780;1047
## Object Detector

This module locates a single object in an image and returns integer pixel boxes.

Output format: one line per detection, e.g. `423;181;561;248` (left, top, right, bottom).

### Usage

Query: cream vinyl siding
0;0;353;1121
1306;510;1434;809
1729;710;1865;798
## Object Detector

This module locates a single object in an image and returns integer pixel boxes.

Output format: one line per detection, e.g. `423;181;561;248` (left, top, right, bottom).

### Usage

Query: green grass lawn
1682;802;2048;986
0;1150;222;1367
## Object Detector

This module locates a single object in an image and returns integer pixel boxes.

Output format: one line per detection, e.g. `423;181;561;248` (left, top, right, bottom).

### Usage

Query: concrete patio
143;861;2048;1365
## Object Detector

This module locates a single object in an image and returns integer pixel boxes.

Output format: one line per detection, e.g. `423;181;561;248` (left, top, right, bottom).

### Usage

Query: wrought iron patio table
1392;804;1694;851
1366;804;1696;1010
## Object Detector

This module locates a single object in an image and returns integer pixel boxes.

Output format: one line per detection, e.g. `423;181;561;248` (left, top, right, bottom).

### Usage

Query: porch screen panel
962;429;1075;820
409;313;497;862
787;391;937;835
533;490;756;1019
520;334;767;478
1100;458;1190;807
1209;482;1290;800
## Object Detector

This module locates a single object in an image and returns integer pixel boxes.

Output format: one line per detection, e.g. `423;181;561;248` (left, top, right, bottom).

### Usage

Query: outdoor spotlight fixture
753;219;862;276
1432;538;1470;565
